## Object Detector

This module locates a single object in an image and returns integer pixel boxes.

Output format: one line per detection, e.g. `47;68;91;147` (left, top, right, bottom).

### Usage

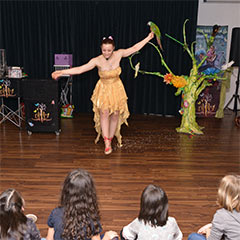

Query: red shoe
104;137;112;155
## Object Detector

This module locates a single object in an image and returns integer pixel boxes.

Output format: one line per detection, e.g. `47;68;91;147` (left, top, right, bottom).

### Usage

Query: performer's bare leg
109;111;119;139
100;109;112;153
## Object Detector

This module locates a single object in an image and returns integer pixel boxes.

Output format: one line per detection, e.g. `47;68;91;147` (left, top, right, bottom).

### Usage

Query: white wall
198;0;240;109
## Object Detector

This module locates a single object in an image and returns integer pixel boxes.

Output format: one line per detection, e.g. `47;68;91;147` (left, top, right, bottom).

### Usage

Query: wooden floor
0;111;239;240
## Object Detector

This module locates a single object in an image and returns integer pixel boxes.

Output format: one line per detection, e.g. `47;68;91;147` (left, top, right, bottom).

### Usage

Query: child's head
60;168;100;240
60;168;98;206
217;175;240;212
0;188;25;213
0;189;27;239
138;184;168;227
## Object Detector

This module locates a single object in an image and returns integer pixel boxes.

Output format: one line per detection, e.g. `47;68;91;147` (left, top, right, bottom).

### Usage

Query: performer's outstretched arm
118;32;154;58
52;58;97;80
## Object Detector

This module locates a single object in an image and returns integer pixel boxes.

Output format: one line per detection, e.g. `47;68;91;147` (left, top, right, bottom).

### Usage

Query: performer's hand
148;31;154;40
197;223;212;235
51;70;62;80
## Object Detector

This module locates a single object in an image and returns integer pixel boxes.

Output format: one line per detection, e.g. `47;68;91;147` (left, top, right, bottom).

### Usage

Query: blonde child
188;175;240;240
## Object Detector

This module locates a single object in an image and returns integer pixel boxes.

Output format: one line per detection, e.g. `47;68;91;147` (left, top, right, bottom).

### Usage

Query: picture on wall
195;25;228;117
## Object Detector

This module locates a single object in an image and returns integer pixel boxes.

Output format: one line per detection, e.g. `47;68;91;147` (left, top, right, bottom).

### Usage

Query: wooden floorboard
0;111;239;240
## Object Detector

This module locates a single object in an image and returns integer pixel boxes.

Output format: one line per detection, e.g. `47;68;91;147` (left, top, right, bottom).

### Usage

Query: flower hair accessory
103;36;114;40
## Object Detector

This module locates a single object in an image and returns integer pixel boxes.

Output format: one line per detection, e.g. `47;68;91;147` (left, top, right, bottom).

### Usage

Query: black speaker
225;28;240;114
22;79;59;100
22;79;61;135
229;27;240;67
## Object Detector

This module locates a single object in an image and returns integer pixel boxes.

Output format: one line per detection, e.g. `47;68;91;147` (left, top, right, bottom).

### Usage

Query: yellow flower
171;75;187;88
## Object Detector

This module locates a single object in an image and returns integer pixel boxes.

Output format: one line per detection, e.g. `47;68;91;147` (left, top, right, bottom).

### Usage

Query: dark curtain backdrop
0;0;198;115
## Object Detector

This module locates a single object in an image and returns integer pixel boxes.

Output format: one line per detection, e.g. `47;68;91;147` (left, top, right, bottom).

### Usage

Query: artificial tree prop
129;19;228;135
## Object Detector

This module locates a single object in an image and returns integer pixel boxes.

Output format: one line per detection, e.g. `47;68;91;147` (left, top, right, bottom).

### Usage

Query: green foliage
129;20;228;135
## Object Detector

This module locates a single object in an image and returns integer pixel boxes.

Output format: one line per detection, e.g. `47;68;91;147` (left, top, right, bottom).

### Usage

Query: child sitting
46;168;118;240
188;175;240;240
0;188;41;240
121;184;183;240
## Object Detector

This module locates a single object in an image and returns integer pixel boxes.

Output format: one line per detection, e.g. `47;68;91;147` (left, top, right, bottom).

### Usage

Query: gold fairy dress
91;66;129;147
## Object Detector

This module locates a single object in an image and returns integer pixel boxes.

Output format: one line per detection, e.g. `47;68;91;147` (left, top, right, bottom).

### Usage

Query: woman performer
52;31;154;154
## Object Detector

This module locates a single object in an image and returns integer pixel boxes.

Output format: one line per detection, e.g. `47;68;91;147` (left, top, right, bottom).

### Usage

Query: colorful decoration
32;103;52;122
163;73;187;88
61;104;74;118
179;108;184;115
129;20;230;135
195;25;228;117
0;79;16;97
183;100;189;108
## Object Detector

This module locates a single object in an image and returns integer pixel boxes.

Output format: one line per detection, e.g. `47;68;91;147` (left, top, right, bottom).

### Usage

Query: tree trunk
176;88;204;135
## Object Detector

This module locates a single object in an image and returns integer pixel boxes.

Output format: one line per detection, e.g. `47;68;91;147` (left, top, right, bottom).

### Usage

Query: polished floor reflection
0;112;239;240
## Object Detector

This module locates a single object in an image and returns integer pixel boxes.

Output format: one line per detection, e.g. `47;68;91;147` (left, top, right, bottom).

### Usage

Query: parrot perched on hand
147;21;163;51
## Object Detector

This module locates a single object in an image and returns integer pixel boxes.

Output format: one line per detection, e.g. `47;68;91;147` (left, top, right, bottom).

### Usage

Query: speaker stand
0;97;24;128
224;66;240;116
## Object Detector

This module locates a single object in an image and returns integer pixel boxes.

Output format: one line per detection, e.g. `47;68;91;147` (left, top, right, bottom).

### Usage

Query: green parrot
147;21;163;51
207;25;220;49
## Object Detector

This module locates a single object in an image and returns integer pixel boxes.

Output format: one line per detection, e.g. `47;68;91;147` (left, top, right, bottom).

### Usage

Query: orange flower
163;73;173;84
171;75;187;88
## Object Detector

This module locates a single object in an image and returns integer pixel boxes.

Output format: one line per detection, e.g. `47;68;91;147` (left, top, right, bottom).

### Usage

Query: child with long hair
188;174;240;240
121;184;182;240
0;188;41;240
46;168;118;240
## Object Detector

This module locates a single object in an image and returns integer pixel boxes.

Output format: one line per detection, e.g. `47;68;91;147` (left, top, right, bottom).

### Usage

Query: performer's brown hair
101;36;115;47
